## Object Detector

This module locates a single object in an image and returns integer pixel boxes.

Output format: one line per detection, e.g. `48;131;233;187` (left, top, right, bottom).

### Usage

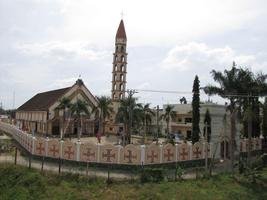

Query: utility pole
156;105;159;143
247;95;252;168
205;122;208;175
126;89;138;144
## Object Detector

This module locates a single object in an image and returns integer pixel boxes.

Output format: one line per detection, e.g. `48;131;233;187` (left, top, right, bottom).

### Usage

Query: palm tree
160;105;176;140
140;103;155;144
116;96;141;145
92;96;113;136
262;97;267;140
204;63;244;172
55;97;71;140
204;63;267;171
70;99;90;141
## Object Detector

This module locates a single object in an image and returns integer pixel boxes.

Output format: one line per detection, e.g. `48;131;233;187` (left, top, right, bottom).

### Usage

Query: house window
185;118;192;123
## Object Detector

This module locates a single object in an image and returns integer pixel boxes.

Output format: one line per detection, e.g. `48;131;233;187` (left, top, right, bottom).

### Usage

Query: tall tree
204;63;242;172
140;103;155;144
203;109;211;143
192;75;200;144
160;105;176;139
55;97;71;140
70;99;90;140
93;96;113;136
263;97;267;140
116;96;141;145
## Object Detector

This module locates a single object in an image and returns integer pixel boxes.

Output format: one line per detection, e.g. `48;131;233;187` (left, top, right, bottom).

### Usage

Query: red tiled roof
116;20;127;39
17;87;71;111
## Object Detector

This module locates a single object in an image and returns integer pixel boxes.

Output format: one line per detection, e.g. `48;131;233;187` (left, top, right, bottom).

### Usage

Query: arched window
120;74;123;81
121;65;124;72
114;84;117;90
121;55;124;62
120;83;123;91
121;46;124;52
116;46;118;52
115;65;118;71
114;74;117;81
114;55;118;62
119;93;123;99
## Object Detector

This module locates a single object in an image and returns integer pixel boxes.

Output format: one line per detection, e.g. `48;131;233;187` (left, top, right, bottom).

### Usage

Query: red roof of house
116;20;127;39
17;87;71;111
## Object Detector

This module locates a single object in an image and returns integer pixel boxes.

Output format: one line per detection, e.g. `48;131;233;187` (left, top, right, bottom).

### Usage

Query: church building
15;19;128;137
15;79;98;137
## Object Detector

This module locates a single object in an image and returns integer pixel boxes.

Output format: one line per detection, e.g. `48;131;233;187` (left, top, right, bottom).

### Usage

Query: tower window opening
115;65;118;71
121;46;124;52
119;83;123;91
119;93;123;99
115;55;118;62
120;74;123;81
116;46;118;52
121;55;124;62
114;74;117;81
121;65;124;72
114;84;117;90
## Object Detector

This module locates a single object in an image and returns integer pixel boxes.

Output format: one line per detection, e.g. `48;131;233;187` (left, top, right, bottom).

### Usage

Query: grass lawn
0;164;267;200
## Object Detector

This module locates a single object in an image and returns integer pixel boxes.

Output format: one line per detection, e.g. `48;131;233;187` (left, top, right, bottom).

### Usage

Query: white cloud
16;41;110;61
162;42;267;72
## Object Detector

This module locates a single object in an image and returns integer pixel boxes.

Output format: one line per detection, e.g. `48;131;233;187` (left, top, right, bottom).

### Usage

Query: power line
131;89;195;94
130;88;266;98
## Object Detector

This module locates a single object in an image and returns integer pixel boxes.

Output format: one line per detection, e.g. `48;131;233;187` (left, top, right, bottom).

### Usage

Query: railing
0;121;262;166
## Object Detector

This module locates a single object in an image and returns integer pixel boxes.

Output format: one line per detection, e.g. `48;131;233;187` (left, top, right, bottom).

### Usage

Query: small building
15;79;98;137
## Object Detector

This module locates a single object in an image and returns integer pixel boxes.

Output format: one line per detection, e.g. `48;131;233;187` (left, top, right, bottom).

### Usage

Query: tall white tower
111;19;127;101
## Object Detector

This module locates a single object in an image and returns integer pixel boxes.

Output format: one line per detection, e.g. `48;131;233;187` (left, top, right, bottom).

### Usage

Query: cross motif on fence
164;149;174;161
124;150;137;163
246;142;253;151
102;149;115;162
49;144;59;157
36;142;45;155
180;148;188;160
193;146;202;159
147;150;158;163
64;146;74;159
83;148;96;161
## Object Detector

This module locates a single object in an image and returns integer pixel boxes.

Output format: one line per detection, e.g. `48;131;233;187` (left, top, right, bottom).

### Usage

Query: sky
0;0;267;109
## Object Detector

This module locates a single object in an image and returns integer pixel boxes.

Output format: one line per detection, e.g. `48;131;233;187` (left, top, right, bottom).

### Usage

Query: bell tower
111;19;127;101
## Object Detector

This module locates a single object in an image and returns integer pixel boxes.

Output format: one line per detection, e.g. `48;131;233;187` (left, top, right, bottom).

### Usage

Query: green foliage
192;75;200;144
1;164;267;199
263;97;267;139
93;96;113;135
175;166;184;181
160;105;176;137
140;168;164;183
203;109;211;143
116;96;142;144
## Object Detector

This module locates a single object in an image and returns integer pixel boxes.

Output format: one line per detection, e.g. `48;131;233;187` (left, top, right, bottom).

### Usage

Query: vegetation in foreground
0;164;267;200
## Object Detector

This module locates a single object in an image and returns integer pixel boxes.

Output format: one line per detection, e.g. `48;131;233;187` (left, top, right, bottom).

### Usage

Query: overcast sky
1;0;267;109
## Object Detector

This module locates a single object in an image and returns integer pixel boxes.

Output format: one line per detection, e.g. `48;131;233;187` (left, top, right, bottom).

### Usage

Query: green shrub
140;168;164;183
